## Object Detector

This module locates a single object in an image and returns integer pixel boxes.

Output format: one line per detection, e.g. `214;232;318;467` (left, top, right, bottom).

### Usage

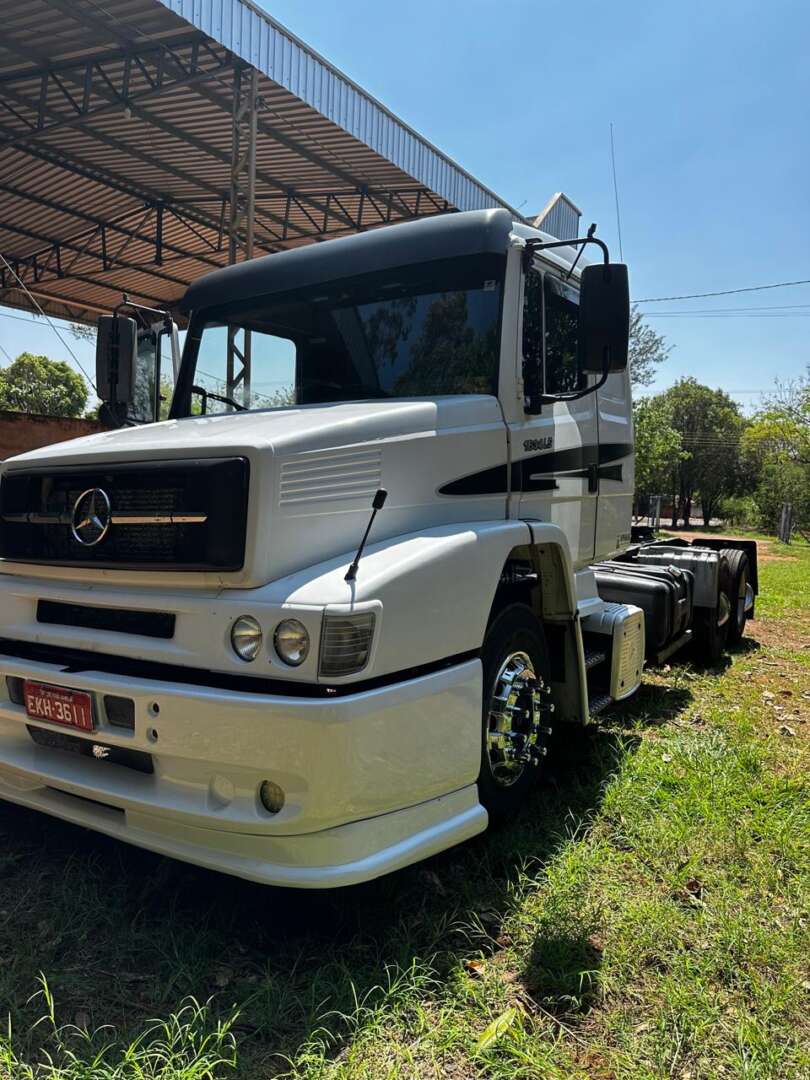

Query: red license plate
23;681;94;732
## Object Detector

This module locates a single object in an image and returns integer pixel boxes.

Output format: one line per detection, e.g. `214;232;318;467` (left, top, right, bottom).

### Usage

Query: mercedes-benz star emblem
71;487;112;547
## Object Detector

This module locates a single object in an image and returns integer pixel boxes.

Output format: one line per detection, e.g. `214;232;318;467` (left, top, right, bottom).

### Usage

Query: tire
692;554;732;662
719;548;750;644
478;603;553;822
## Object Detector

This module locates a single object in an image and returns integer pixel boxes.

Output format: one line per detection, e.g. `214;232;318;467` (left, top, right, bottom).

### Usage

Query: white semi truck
0;210;757;887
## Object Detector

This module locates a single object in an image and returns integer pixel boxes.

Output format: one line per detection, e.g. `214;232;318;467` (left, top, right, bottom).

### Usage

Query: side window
544;275;582;394
522;268;543;405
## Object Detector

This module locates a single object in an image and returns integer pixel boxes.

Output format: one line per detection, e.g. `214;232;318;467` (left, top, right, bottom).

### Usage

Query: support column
227;64;258;405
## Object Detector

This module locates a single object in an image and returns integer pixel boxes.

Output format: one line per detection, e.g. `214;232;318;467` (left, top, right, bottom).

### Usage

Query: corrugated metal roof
0;0;522;326
532;192;582;241
162;0;518;215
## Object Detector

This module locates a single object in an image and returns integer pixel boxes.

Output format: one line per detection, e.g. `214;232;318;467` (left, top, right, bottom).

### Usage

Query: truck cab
0;209;752;887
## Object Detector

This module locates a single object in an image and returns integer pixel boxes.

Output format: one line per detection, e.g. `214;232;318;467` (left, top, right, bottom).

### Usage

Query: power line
0;309;49;326
639;306;810;315
0;250;97;392
635;278;810;303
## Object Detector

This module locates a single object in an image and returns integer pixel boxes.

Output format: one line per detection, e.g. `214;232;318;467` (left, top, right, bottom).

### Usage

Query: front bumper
0;649;486;887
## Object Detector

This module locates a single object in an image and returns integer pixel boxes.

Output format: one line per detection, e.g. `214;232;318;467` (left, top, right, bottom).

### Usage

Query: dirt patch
749;614;810;654
660;531;797;564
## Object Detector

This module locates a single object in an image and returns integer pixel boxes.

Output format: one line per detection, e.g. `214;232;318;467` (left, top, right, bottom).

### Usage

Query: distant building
530;192;582;239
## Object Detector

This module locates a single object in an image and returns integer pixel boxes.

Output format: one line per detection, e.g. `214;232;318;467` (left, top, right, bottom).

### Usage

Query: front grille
0;457;248;570
37;600;175;640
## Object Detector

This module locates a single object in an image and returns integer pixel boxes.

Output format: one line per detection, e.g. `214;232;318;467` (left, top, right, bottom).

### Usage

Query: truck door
509;265;598;568
594;367;634;559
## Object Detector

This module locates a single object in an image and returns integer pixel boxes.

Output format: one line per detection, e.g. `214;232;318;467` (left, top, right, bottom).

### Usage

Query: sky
1;0;808;411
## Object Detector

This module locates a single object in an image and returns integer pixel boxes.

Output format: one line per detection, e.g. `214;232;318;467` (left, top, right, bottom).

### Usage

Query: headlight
230;615;263;662
273;618;310;666
319;612;376;677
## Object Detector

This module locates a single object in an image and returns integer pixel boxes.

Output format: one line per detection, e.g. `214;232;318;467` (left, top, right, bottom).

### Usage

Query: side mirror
95;315;137;407
578;262;630;374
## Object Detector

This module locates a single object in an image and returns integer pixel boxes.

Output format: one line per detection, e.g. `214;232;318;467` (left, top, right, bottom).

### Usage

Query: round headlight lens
231;615;263;662
274;618;310;666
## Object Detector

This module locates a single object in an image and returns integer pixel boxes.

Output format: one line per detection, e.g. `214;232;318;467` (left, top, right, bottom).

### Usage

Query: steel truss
226;65;258;402
0;12;453;324
0;35;233;149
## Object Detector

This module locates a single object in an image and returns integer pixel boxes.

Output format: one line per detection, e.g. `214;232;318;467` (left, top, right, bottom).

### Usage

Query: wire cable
635;279;810;302
0;249;97;391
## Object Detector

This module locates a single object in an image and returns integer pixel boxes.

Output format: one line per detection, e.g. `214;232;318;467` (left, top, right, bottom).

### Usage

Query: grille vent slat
280;449;382;505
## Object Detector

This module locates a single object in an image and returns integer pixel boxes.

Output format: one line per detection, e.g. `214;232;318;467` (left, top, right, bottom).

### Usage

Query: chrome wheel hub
486;651;553;787
736;570;749;624
717;590;732;628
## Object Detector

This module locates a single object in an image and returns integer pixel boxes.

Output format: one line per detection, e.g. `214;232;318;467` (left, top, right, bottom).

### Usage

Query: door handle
587;463;599;493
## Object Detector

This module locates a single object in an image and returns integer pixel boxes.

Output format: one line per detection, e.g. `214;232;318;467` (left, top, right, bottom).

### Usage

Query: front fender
267;519;573;681
284;520;530;679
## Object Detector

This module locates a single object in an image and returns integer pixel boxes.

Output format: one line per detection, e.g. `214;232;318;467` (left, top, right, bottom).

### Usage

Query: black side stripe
438;442;632;497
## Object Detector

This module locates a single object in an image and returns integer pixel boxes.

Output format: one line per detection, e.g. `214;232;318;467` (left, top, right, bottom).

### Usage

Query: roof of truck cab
180;208;516;312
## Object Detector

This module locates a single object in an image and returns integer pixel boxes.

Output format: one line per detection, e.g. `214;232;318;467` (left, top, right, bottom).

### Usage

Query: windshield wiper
191;385;246;412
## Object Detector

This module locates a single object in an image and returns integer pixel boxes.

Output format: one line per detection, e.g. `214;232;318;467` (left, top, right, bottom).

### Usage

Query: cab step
588;692;613;717
584;648;608;671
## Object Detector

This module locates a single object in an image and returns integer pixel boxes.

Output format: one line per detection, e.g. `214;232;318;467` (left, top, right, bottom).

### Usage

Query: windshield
172;254;504;416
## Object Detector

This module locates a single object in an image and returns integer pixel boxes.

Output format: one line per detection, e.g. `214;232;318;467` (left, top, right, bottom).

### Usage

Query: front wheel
478;604;554;821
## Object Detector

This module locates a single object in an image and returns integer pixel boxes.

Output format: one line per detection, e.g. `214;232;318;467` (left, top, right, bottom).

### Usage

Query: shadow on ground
0;721;639;1071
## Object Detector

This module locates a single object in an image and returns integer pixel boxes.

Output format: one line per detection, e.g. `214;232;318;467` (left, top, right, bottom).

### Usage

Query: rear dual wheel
720;548;750;644
693;554;733;662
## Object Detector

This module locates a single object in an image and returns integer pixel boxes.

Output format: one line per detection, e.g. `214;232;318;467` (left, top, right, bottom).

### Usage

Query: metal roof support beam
0;33;213;85
0;249;167;307
0;285;112;321
0;180;222;270
0;218;190;291
2;34;353;241
45;2;370;235
227;65;258;404
0;43;234;153
0;117;279;255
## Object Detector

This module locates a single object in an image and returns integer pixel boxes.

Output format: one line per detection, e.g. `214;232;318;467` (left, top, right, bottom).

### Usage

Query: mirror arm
528;351;611;411
523;230;610;273
115;293;173;326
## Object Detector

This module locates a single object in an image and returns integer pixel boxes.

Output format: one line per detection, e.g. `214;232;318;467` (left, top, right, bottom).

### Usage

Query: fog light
231;615;262;662
273;618;310;666
259;779;285;814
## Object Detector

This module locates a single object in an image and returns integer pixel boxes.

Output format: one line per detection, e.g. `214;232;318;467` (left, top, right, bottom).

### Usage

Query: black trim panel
0;639;480;700
37;600;176;640
439;441;632;497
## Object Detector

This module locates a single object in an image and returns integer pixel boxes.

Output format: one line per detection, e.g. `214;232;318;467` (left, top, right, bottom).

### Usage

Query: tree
633;396;684;496
744;367;810;537
628;306;671;388
0;352;88;418
657;378;744;527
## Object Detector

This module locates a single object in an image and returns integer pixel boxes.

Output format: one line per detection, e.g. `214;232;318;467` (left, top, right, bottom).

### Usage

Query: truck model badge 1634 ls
0;210;757;888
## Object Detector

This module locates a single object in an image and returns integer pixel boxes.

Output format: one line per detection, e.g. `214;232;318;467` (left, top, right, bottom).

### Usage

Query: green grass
1;539;808;1078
